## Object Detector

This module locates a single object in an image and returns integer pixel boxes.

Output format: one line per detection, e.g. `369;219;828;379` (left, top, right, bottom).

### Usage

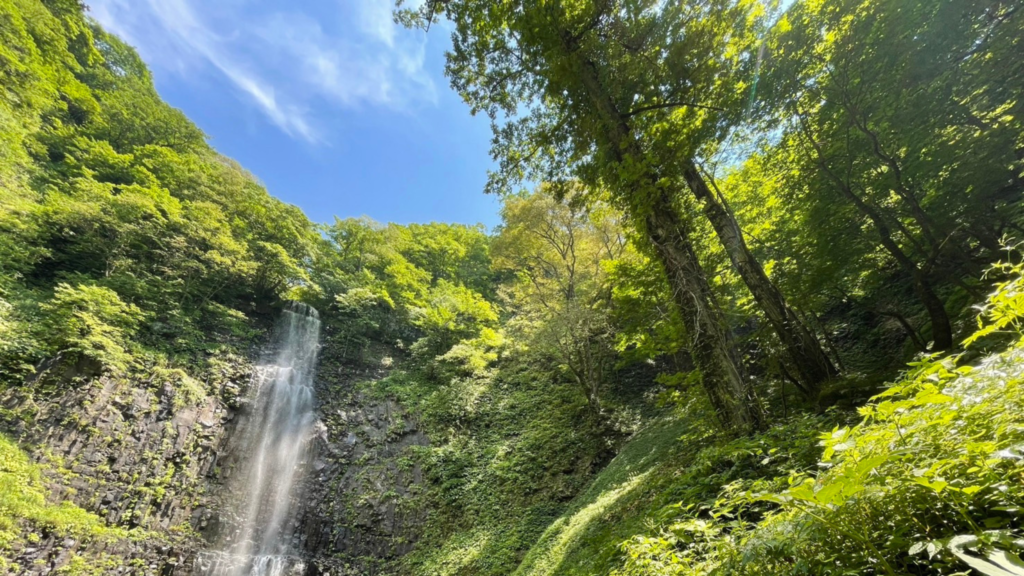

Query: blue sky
87;0;501;228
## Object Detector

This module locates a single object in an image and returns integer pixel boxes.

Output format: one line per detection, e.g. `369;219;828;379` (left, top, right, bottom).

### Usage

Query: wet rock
0;354;255;575
294;360;430;575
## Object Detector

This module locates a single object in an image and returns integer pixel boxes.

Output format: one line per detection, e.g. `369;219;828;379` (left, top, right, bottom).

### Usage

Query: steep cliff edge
298;343;430;575
0;337;432;575
0;354;253;574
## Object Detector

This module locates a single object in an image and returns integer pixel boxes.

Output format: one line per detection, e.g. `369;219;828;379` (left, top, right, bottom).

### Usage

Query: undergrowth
0;434;130;572
607;259;1024;576
401;257;1024;576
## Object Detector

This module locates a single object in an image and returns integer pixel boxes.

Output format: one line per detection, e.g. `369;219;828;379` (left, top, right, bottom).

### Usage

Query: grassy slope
511;414;828;576
512;416;697;576
509;335;1024;576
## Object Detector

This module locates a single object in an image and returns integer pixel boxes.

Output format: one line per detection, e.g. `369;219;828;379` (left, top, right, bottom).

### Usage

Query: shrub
40;282;144;372
613;257;1024;576
0;288;43;387
0;434;126;550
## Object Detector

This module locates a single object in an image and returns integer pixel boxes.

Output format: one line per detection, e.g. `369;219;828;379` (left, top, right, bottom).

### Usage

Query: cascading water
198;303;321;576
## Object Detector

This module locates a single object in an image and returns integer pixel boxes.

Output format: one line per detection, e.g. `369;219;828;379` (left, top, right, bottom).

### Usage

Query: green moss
0;433;127;550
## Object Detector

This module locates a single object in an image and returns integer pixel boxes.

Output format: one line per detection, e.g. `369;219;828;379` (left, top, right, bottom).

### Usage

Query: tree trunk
683;162;838;400
878;310;928;352
644;190;766;432
798;309;846;372
568;47;764;432
835;88;942;250
837;182;953;352
797;114;954;351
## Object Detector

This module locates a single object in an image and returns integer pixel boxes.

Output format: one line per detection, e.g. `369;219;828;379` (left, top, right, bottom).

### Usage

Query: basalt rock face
0;340;430;575
0;354;256;574
296;359;430;575
188;323;430;575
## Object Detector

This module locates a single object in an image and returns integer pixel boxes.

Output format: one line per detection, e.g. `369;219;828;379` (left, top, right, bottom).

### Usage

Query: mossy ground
393;301;1024;576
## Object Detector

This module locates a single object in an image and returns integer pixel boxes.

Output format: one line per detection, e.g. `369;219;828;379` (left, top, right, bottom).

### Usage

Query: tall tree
403;0;768;430
750;0;1024;351
683;156;838;398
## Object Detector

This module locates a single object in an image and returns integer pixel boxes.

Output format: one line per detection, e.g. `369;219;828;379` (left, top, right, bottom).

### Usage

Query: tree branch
625;101;726;118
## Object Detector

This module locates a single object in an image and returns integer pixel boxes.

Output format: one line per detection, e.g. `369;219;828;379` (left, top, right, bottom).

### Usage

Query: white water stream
198;303;321;576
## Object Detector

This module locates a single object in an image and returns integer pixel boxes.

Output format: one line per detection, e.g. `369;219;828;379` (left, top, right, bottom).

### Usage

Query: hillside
1;0;1023;575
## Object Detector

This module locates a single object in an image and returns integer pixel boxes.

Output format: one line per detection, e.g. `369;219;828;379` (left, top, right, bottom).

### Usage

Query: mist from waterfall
199;303;321;576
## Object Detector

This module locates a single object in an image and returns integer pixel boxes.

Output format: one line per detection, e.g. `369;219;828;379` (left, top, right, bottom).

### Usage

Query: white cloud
87;0;436;143
255;11;435;109
354;0;397;46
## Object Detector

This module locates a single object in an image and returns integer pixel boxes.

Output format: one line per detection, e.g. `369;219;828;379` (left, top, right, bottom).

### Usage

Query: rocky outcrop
0;355;255;575
296;361;430;575
0;343;430;575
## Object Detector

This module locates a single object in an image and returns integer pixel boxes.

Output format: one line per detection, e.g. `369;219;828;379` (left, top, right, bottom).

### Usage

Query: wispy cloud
87;0;436;143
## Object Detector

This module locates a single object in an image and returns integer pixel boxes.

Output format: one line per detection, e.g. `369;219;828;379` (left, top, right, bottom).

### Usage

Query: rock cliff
0;341;428;575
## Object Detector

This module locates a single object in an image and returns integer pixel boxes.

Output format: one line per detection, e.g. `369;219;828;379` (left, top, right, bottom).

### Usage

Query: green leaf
952;549;1024;576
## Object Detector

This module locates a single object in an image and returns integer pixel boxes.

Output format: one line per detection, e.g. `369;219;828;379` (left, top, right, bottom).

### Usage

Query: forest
0;0;1023;574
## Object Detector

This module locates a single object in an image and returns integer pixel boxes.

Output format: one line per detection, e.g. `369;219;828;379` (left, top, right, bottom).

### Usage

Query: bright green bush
40;282;144;372
612;259;1024;576
410;279;498;359
0;288;43;386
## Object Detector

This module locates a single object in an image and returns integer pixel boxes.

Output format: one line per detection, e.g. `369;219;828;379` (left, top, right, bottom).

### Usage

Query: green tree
411;279;498;358
399;222;493;296
0;0;325;366
403;0;767;431
493;185;625;412
40;282;144;371
737;0;1024;354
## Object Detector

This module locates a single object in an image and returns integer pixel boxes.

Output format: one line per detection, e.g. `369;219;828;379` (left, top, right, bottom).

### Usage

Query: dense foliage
611;260;1024;576
0;0;326;387
385;0;1024;573
1;0;1023;575
401;0;1023;431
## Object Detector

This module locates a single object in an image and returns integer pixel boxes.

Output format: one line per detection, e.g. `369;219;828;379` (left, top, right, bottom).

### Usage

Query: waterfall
198;302;321;576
